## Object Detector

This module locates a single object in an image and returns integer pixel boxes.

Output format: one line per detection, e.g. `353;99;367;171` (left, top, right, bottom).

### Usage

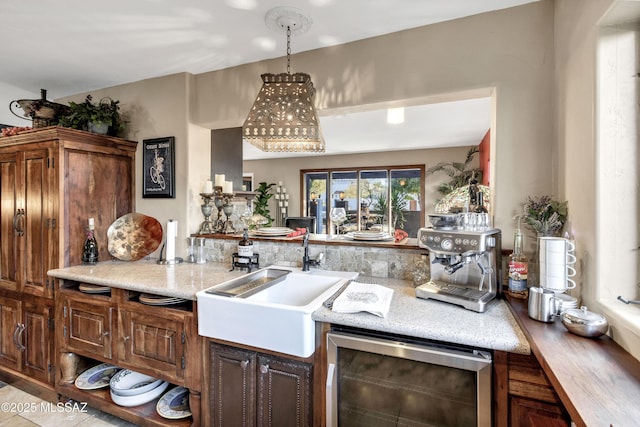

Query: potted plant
59;94;124;136
426;146;481;196
522;195;568;236
253;182;275;227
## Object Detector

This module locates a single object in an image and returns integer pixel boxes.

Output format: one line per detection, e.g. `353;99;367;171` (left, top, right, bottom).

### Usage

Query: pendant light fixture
242;7;325;153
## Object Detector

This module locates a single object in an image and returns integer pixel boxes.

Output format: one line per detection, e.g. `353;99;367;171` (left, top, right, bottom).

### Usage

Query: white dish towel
331;282;394;318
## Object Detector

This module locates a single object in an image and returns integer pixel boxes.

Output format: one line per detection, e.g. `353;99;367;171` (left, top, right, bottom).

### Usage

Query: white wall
1;84;39;126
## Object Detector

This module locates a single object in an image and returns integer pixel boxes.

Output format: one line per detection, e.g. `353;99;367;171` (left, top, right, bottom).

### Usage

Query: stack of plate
555;293;579;312
79;283;111;294
109;369;169;407
139;293;187;306
252;227;293;237
75;363;120;390
344;231;394;241
157;386;192;420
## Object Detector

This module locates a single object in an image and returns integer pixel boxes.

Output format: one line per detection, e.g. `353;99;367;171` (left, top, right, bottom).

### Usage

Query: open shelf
57;382;192;427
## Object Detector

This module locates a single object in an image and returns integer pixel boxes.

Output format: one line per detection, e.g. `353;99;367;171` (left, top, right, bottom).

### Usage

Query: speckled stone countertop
48;260;530;354
47;258;246;300
313;277;531;354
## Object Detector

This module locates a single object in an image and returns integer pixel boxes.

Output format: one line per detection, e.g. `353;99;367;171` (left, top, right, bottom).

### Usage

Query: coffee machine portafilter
415;227;502;312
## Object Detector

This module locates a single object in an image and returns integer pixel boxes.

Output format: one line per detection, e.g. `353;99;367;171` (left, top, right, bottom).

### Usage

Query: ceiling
1;0;535;158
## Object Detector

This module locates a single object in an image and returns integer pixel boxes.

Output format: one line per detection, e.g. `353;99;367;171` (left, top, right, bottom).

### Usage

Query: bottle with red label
508;217;528;298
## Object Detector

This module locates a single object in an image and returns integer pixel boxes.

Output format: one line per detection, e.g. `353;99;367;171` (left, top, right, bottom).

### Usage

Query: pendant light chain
286;26;291;75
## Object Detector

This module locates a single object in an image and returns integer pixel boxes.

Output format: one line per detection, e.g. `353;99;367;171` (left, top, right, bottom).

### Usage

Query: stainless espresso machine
416;226;502;312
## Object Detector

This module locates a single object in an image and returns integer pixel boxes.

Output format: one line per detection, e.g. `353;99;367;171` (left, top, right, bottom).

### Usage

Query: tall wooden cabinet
0;127;136;388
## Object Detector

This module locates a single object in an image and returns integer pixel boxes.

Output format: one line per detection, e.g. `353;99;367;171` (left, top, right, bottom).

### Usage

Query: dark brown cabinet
0;127;136;389
56;283;200;427
60;292;113;360
209;342;312;427
494;351;571;427
0;295;53;384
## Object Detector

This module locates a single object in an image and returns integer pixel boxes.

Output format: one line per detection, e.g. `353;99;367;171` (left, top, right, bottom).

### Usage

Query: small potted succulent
59;95;124;136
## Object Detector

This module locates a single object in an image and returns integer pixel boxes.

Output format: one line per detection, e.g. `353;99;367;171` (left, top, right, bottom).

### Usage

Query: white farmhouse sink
196;267;358;357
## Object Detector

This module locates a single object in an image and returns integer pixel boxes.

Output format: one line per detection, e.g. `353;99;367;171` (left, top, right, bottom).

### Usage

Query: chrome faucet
302;229;323;271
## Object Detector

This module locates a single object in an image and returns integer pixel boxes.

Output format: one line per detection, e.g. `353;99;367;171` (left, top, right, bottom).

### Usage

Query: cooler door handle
326;363;336;427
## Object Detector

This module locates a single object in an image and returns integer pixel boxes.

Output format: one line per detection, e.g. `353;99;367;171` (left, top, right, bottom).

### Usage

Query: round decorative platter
107;213;163;261
75;363;120;390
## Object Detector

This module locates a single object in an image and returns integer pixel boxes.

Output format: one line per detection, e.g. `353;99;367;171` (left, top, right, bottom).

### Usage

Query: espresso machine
416;226;502;312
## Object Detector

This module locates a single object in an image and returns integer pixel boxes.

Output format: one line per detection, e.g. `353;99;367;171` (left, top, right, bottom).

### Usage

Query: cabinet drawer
63;295;113;360
119;310;186;382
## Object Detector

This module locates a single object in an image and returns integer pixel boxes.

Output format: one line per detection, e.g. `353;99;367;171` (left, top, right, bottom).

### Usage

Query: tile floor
0;381;136;427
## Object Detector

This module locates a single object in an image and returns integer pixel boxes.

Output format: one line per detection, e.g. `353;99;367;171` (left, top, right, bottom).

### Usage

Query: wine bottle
508;218;528;298
238;228;253;264
82;218;99;265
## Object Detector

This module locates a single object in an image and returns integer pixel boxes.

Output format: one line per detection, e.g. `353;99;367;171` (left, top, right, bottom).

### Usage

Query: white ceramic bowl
110;380;169;407
109;369;163;397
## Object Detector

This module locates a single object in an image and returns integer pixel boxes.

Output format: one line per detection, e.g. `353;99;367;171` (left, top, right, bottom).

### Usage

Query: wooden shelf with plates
55;280;201;426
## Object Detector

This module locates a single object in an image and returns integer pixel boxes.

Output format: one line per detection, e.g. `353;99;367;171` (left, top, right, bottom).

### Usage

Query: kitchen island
48;259;528;426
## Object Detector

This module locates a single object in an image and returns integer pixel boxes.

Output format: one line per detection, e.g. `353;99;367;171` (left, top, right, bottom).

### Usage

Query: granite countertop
48;261;529;354
47;258;247;300
313;277;530;354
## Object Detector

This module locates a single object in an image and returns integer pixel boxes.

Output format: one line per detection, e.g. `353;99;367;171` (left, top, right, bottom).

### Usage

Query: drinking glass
330;207;347;236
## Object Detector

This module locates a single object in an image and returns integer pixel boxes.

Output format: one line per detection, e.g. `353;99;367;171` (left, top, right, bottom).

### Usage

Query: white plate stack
554;293;579;313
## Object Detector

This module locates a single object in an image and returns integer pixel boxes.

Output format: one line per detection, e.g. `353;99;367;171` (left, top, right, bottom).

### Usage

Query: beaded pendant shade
242;7;325;153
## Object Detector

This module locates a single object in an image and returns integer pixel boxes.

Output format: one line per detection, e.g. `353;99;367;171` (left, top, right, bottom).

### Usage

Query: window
301;165;425;237
595;17;640;358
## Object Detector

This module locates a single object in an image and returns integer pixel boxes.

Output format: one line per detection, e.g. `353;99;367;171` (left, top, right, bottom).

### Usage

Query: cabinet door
62;293;113;359
209;343;257;427
21;301;52;384
0;152;20;292
119;310;186;382
256;355;312;427
0;296;21;371
64;149;133;266
22;149;52;299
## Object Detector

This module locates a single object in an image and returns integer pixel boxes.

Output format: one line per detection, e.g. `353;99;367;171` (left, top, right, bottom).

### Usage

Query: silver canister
528;287;561;322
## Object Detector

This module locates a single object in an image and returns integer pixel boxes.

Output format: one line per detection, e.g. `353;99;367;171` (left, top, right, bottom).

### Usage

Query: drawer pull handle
14;323;26;351
260;364;269;374
123;336;130;342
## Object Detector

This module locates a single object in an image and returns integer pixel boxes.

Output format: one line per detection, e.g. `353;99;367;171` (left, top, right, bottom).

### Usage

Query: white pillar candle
214;174;225;187
165;220;177;261
224;181;233;194
204;180;213;194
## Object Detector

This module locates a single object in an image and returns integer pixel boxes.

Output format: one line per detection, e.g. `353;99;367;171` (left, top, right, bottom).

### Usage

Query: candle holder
221;193;236;234
274;182;289;227
198;193;216;234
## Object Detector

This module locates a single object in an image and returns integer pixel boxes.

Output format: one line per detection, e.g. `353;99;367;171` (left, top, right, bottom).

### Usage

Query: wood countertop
505;295;640;427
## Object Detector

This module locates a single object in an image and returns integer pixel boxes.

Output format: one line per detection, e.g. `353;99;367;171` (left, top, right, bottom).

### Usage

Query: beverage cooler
326;327;492;426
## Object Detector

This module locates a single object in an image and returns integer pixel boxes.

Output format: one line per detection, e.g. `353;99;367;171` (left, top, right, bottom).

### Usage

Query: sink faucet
302;229;323;271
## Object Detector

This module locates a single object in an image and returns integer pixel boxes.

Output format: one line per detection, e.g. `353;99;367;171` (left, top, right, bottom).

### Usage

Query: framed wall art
142;136;175;198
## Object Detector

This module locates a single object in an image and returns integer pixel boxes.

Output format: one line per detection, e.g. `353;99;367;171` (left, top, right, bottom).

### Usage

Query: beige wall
59;1;555;256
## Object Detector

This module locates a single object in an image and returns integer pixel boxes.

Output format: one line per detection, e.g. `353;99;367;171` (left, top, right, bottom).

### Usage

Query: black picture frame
142;137;175;198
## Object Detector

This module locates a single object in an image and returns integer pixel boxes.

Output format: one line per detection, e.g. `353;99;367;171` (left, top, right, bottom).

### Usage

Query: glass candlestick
198;193;215;234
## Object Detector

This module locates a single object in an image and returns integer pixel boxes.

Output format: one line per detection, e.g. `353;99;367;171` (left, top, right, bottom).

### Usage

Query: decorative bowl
560;306;609;338
109;369;163;396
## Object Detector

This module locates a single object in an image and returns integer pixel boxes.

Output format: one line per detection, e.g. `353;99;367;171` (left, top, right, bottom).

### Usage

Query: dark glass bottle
475;192;488;213
82;218;99;265
238;228;253;263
